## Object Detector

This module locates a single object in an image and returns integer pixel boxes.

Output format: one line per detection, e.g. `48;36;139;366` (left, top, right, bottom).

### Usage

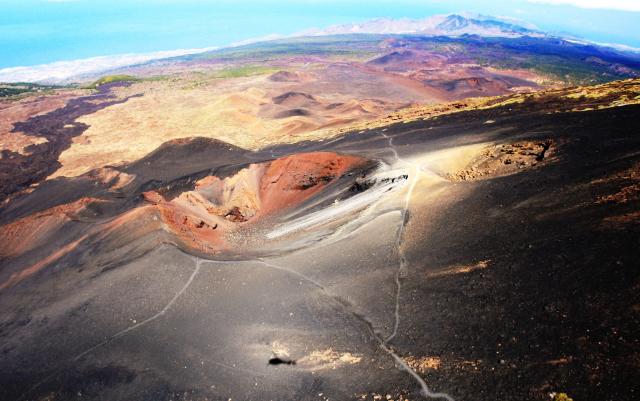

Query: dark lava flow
0;83;141;201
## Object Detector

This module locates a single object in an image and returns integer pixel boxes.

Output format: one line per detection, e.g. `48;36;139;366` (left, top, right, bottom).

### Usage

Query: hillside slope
1;79;639;401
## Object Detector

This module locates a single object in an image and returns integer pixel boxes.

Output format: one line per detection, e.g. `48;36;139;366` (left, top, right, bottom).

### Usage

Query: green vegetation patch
194;35;382;62
0;82;59;99
210;65;280;79
87;74;140;89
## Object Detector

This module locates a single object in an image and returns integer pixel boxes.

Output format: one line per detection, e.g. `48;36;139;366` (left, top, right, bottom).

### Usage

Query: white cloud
528;0;640;12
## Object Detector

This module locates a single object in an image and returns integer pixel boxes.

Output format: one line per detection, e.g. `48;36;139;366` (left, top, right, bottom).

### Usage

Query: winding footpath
378;130;454;401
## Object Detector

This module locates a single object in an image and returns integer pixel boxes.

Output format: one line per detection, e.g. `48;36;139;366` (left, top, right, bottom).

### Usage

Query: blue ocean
1;0;639;70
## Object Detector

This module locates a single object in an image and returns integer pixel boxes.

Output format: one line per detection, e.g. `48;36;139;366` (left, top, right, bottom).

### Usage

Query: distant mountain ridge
3;13;638;84
302;13;544;38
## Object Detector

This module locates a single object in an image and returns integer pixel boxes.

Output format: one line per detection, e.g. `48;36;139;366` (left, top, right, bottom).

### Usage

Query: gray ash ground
0;91;639;401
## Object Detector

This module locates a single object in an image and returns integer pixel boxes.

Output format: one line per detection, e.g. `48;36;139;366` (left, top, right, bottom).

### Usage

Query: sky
0;0;639;70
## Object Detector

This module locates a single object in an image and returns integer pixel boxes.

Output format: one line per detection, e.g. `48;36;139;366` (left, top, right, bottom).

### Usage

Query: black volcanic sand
1;95;639;401
0;82;141;201
298;104;640;400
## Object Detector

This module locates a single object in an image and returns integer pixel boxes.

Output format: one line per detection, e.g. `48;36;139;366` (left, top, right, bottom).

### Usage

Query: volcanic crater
141;151;377;255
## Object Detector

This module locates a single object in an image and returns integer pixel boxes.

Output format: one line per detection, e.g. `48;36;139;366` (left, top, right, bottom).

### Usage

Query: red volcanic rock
142;190;165;204
0;197;106;289
140;151;366;254
0;234;89;290
259;152;365;215
0;197;99;259
224;206;248;222
0;151;368;288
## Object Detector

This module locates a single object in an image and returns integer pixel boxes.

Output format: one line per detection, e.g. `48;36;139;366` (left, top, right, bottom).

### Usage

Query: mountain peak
437;14;470;31
302;13;543;39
